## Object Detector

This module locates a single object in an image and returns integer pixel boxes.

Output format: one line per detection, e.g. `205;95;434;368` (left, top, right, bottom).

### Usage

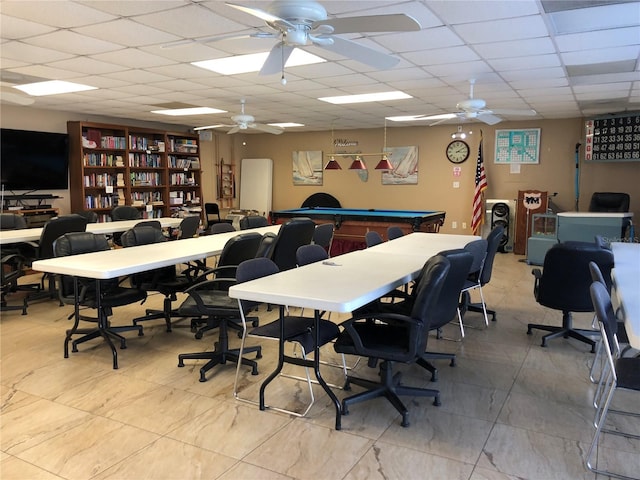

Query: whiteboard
239;158;273;216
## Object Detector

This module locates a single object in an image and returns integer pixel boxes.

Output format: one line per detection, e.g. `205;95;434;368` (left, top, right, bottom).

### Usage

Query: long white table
610;242;640;349
0;217;184;245
228;232;479;430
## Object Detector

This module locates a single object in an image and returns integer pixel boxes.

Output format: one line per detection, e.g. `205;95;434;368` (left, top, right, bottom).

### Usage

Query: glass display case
531;213;557;238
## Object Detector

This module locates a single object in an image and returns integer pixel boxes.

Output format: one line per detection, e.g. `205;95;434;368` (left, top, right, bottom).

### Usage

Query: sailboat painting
293;150;323;186
382;146;419;185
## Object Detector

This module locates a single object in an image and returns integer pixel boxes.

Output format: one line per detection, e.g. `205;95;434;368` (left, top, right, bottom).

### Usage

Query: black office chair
25;214;89;302
1;252;29;315
461;225;504;323
204;202;222;229
311;222;334;254
0;213;31;257
74;210;99;223
585;281;640;479
233;257;341;417
365;230;383;247
333;254;451;427
387;226;404;240
255;232;277;258
120;225;195;332
268;218;316;271
209;222;236;234
110;205;141;245
0;213;28;230
239;215;269;230
181;231;263;342
527;241;614;352
54;232;146;369
173;215;200;239
176;233;264;381
588;192;632;239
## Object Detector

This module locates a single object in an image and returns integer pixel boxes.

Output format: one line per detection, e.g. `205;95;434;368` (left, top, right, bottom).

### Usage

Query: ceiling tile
26;30;123;55
0;14;57;39
0;1;116;28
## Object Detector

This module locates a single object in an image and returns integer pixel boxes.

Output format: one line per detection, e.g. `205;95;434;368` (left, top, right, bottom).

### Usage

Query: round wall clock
446;140;470;164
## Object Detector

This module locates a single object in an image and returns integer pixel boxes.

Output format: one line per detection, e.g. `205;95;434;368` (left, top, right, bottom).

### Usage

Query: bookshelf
67;122;202;222
217;159;235;209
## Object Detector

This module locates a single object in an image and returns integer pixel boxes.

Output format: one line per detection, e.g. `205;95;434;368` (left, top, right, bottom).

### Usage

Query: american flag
471;135;487;235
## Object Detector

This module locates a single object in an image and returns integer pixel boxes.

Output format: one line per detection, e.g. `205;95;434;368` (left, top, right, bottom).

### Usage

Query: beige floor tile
344;441;474;480
248;422;372;480
0;455;65;480
92;436;238;480
217;461;295;480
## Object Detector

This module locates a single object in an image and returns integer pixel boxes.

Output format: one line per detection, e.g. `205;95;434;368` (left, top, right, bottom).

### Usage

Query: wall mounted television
1;128;69;191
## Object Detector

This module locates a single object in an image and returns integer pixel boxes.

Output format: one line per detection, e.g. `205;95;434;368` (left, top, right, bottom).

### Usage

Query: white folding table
610;242;640;350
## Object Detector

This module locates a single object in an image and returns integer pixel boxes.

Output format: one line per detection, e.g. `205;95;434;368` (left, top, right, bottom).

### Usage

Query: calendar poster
495;128;540;164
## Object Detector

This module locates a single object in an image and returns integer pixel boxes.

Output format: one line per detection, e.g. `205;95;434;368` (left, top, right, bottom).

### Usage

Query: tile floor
1;252;638;480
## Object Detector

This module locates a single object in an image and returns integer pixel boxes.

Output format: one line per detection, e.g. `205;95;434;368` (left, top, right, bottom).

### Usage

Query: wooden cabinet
67;122;202;222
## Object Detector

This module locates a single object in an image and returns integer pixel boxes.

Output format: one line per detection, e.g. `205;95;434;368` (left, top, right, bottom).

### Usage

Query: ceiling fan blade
490;108;537;116
419;113;458;121
227;126;241;135
477;113;503;125
251;123;284;135
193;124;230;131
429;117;457;127
316;14;421;34
226;2;296;30
319;36;399;70
259;42;295;76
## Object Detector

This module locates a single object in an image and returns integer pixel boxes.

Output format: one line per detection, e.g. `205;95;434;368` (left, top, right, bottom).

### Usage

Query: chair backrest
588;260;611;292
236;257;280;313
387;226;404;240
135;220;162;229
428;248;474;330
588;192;630;212
589;281;620;358
478;225;504;285
537;241;614;312
269;218;316;271
209;222;236;234
406;255;451;356
365;231;383;247
0;213;27;230
120;225;167;247
217;232;263;270
204;203;221;228
38;214;89;260
255;232;277;258
239;215;269;230
464;238;488;279
74;210;99;223
111;205;141;221
176;215;200;239
53;232;111;298
312;223;334;250
296;244;328;266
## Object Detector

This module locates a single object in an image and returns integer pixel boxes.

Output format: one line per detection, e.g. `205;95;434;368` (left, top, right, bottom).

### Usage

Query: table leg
312;309;342;430
259;305;286;410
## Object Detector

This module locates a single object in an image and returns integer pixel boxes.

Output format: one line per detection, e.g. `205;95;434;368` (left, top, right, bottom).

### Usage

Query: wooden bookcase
217;160;235;209
67;121;202;222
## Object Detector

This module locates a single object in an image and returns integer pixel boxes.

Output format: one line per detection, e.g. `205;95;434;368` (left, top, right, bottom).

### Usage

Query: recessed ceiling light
14;80;97;96
192;49;325;75
268;122;304;128
319;91;412;105
151;107;227;116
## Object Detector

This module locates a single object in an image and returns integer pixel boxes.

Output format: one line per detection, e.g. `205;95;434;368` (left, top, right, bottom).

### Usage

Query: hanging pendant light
375;154;393;170
349;155;367;170
324;155;342;170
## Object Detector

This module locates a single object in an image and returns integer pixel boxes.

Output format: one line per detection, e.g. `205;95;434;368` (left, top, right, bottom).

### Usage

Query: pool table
271;207;446;254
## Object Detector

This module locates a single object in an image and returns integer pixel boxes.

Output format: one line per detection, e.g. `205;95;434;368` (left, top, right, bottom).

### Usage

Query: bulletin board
495;128;541;164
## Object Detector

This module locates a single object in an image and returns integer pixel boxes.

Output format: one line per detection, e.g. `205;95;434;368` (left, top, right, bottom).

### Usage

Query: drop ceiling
1;0;638;132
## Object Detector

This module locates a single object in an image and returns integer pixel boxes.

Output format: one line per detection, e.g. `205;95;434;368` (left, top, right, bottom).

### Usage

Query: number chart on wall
495;128;540;164
584;112;640;162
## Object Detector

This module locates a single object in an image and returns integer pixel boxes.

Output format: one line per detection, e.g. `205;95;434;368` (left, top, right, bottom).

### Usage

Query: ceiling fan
198;1;421;75
414;79;537;126
194;99;284;135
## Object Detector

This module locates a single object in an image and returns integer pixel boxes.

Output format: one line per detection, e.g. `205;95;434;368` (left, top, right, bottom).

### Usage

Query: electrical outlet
462;222;467;229
452;221;457;229
453;181;460;188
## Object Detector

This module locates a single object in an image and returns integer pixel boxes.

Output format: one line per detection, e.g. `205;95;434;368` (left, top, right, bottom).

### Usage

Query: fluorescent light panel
14;80;96;96
319;91;412;105
192;49;325;75
151;107;227;116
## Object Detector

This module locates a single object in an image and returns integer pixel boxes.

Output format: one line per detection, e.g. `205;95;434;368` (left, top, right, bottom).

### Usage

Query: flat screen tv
1;128;69;191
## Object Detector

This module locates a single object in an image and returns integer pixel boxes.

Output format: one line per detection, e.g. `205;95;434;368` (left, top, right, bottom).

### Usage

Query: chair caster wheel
195;331;203;340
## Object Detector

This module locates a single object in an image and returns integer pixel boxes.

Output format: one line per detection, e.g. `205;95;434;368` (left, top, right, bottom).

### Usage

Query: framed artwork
382;146;418;185
292;150;323;186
